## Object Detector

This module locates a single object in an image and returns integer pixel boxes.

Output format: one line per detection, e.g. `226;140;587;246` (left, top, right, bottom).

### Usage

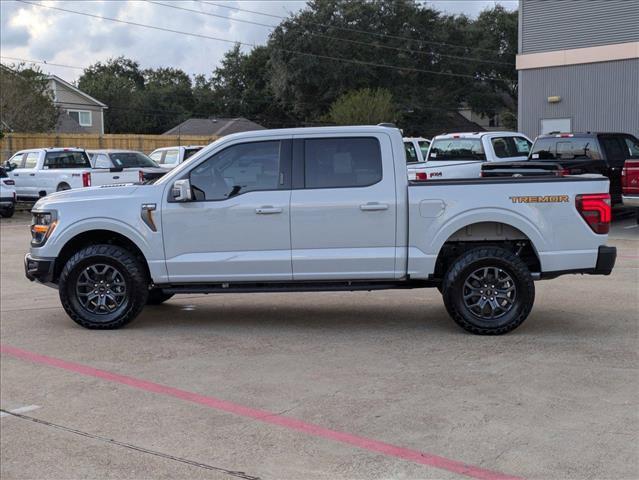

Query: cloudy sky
1;0;517;82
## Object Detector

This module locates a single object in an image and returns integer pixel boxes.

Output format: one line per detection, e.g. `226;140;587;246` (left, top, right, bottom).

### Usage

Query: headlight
31;211;57;246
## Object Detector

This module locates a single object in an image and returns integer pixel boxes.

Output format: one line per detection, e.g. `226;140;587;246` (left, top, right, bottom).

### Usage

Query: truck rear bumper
24;254;57;286
622;195;639;207
540;245;616;279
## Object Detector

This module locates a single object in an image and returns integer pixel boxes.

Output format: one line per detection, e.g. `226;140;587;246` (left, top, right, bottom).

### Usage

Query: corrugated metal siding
518;59;639;138
521;0;639;53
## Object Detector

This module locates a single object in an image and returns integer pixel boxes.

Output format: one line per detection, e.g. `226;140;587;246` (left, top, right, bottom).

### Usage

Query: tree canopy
72;1;517;134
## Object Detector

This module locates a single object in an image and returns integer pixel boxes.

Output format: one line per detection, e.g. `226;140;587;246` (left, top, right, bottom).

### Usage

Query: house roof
48;75;108;108
163;117;266;136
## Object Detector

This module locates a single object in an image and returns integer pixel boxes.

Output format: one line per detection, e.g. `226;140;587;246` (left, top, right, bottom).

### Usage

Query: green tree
325;88;398;125
142;67;194;133
78;57;146;133
0;64;58;132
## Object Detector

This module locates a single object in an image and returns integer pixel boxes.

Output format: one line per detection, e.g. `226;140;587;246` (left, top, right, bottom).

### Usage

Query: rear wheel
57;183;70;192
441;247;534;335
0;205;14;218
59;244;148;329
146;288;174;305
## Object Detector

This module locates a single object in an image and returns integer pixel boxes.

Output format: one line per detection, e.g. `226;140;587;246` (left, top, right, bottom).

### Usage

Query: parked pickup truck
148;145;204;170
25;126;616;335
527;132;639;204
622;159;639;222
88;149;168;183
403;137;431;163
0;167;17;218
408;131;532;180
5;148;142;200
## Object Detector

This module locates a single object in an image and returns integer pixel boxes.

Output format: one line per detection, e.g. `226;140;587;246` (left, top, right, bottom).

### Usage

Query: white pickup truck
25;126;616;335
407;131;532;180
5;148;142;200
148;145;204;170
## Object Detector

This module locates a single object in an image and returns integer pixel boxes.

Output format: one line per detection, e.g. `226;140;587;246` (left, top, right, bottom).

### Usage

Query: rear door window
23;152;40;169
428;138;486;161
404;142;419;163
304;137;382;188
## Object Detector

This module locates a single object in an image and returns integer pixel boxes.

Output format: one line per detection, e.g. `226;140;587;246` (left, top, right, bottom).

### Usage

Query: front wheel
59;244;149;329
0;205;14;218
442;247;535;335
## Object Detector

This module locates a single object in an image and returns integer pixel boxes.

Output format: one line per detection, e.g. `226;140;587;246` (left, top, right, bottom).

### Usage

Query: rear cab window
304;137;382;188
44;151;91;169
428;138;486;161
491;136;532;158
404;142;419;164
531;137;601;161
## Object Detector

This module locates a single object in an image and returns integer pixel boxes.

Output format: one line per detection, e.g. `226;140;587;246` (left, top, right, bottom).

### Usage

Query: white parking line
0;405;41;418
623;224;638;229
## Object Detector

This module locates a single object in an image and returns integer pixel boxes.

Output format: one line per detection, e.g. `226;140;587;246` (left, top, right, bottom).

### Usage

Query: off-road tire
146;288;174;305
441;247;535;335
59;244;149;329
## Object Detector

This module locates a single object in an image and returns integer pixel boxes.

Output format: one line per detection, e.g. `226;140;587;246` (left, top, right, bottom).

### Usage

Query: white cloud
1;0;516;82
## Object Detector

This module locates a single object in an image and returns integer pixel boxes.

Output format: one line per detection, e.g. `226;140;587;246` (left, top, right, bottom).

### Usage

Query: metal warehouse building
517;0;639;138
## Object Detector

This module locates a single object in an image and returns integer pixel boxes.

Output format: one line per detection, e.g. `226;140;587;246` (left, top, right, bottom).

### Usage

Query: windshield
44;151;91;168
428;138;485;161
109;152;158;168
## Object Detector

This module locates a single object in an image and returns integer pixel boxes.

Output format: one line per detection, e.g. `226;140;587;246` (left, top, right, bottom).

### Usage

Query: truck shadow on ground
130;296;589;336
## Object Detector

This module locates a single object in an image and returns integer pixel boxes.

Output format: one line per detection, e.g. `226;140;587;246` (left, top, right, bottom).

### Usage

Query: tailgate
90;168;140;186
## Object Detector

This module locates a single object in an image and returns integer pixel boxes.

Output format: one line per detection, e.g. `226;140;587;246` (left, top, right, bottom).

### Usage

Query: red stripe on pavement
1;343;522;480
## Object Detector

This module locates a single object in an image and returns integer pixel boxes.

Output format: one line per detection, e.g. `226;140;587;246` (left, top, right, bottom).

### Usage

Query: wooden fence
0;133;219;160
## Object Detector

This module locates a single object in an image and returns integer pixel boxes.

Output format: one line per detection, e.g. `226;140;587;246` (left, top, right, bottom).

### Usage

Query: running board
159;280;433;295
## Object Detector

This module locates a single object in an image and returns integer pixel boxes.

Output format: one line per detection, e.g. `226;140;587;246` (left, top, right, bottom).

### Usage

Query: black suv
528;132;639;204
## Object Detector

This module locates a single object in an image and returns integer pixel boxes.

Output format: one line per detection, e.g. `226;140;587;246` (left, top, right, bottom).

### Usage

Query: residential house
48;75;107;134
163;117;265;136
517;0;639;138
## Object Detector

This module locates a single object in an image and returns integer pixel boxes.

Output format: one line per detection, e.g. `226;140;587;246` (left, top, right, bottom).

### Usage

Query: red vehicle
622;159;639;222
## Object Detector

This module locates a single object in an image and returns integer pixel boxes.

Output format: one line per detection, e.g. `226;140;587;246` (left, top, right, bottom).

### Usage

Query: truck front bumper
24;254;56;286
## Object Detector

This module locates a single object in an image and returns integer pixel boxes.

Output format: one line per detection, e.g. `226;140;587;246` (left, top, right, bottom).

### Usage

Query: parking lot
1;210;637;480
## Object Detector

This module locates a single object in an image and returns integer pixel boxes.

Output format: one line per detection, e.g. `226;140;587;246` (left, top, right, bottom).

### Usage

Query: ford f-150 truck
5;148;142;200
24;126;616;334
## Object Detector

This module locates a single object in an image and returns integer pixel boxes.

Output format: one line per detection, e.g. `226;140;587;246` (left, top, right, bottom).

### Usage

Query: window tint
190;141;281;201
532;138;601;161
418;140;430;157
109;152;157;168
304;137;382;188
162;150;179;165
44;151;90;169
530;138;557;159
404;142;418;163
428;138;485;161
23;152;39;168
599;137;625;161
623;136;639;158
184;147;202;160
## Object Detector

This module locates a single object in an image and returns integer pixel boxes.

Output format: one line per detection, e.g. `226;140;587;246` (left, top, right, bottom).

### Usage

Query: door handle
29;173;36;176
255;206;283;214
360;202;389;211
13;174;19;177
113;176;120;179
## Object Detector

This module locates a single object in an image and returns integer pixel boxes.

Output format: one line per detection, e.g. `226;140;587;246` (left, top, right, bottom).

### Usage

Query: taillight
559;168;570;176
139;170;145;183
575;193;611;234
415;172;428;181
82;172;91;187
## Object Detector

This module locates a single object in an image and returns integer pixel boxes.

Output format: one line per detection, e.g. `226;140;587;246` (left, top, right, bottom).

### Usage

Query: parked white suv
5;148;142;200
25;126;616;334
408;131;532;180
148;145;204;170
0;167;17;218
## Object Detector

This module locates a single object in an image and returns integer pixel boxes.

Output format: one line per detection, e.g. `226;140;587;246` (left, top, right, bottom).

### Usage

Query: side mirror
4;161;16;171
172;179;192;202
